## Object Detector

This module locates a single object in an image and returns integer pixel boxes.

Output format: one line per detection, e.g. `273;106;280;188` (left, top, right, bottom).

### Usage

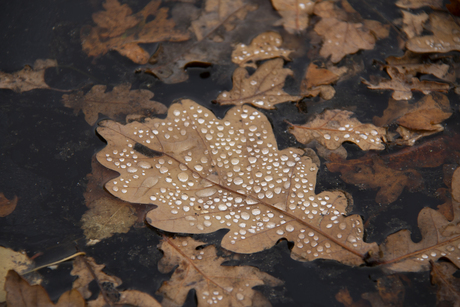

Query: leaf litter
271;0;316;34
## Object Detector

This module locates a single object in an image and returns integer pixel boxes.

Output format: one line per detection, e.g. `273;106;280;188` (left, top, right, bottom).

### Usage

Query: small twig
22;251;86;274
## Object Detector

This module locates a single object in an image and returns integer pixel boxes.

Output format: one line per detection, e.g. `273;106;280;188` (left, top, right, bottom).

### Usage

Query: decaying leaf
271;0;316;34
215;58;300;109
231;31;293;68
0;59;57;93
158;236;282;306
401;10;428;39
326;155;423;204
370;167;460;272
335;288;371;307
395;0;443;9
0;193;18;217
300;63;341;99
62;83;167;126
4;270;85;307
406;12;460;53
96;99;378;265
88;290;162;307
81;0;189;64
289;109;386;151
313;1;388;63
431;261;460;307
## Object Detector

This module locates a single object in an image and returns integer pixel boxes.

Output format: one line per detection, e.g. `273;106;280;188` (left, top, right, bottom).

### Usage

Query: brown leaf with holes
313;1;388;63
431;261;460;307
271;0;316;34
401;10;428;39
0;193;18;217
96;99;378;265
157;236;282;307
4;270;85;307
62;83;167;126
81;0;189;64
300;63;341;100
0;59;57;93
289;109;386;151
406;12;460;53
215;58;300;109
370;167;460;272
396;0;442;9
232;32;293;68
326;155;423;204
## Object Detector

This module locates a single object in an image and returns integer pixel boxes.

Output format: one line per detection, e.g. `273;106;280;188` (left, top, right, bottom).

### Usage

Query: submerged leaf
0;193;18;217
215;58;300;109
289;109;386;151
96;99;377;265
401;10;428;39
62;83;167;126
158;236;282;306
232;31;293;68
0;59;57;93
300;63;347;100
271;0;316;34
431;261;460;306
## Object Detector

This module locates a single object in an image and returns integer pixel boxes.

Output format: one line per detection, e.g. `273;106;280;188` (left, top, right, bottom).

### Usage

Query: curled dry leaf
401;10;428;39
431;261;460;306
0;193;18;217
215;58;300;109
289;109;386;151
81;0;189;64
0;59;57;93
158;236;282;307
5;270;85;307
326;155;423;204
370;168;460;272
96;99;378;266
300;63;341;100
271;0;316;34
395;0;443;9
232;31;293;68
62;83;167;126
406;12;460;54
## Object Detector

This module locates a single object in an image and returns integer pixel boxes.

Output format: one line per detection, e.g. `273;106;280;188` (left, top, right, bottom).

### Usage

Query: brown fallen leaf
313;1;388;63
88;290;161;307
289;109;386;151
0;59;57;93
406;12;460;54
365;275;405;307
96;99;378;265
300;63;341;99
215;58;300;109
0;193;18;217
81;0;189;64
231;31;293;68
326;155;423;204
5;270;85;307
158;236;282;307
401;10;428;39
431;261;460;307
370;168;460;272
271;0;316;34
62;83;167;126
335;288;371;307
395;0;443;9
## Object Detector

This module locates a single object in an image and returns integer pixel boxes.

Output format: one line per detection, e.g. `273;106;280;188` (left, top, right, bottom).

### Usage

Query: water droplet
324;134;331;140
194;165;203;171
286;225;294;232
160;166;168;174
204;221;212;227
233;177;243;185
236;293;244;300
177;172;189;182
137;161;151;169
141;177;159;188
276;229;284;235
241;212;250;220
196;188;217;197
250;80;257;86
267;222;276;228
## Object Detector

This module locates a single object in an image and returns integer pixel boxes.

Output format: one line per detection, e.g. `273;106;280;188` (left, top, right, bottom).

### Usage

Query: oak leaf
4;271;85;307
0;193;18;217
158;236;282;306
232;31;293;68
271;0;316;34
401;10;428;39
395;0;443;9
289;109;386;151
96;99;377;265
215;58;300;109
300;63;342;100
88;290;162;307
406;12;460;53
431;261;460;306
62;83;167;126
0;59;57;93
81;0;189;64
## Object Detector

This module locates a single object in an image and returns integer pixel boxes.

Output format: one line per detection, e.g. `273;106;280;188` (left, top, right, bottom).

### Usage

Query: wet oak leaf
0;59;57;93
431;261;460;306
81;0;189;64
0;193;18;217
5;271;85;307
231;31;293;68
215;58;300;109
300;63;341;100
96;99;377;265
157;236;282;307
406;12;460;54
289;109;386;151
62;83;167;126
401;10;428;39
271;0;316;34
